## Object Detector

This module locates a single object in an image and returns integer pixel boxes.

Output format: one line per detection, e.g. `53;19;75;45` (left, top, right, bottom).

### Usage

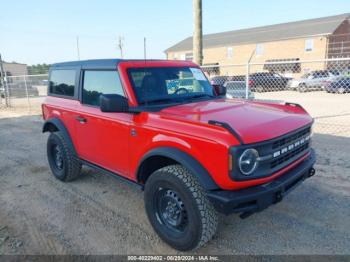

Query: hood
159;99;312;144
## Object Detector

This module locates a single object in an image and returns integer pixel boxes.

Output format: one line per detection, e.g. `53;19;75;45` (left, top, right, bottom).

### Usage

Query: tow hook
308;168;316;177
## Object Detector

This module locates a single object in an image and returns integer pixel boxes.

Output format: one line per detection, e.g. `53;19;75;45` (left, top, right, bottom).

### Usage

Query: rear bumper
206;149;316;217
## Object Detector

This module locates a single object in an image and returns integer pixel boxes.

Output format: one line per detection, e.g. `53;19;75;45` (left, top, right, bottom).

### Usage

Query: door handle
75;116;87;124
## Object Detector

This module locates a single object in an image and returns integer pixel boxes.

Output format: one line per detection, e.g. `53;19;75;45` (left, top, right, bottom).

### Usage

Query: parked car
209;75;246;86
224;81;254;99
248;72;291;92
42;59;316;251
325;77;350;93
288;70;341;92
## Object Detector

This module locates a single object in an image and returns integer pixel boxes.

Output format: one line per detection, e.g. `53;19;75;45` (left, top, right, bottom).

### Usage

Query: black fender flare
136;147;219;190
42;118;77;156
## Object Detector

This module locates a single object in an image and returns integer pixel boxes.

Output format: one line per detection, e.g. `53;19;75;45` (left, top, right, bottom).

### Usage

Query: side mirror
213;84;227;96
100;94;129;113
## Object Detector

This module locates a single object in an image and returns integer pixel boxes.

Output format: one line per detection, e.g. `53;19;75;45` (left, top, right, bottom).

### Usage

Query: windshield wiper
141;98;183;105
187;94;217;101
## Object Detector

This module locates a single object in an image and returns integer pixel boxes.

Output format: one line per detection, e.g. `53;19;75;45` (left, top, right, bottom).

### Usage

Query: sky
0;0;349;65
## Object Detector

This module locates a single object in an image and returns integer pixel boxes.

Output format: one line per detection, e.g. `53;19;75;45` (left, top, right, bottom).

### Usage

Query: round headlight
239;149;259;175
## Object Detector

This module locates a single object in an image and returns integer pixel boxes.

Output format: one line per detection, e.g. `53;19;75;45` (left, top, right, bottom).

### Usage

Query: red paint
42;60;313;190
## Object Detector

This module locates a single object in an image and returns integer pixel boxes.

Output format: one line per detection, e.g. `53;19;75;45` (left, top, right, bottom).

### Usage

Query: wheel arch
42;118;77;156
136;147;219;190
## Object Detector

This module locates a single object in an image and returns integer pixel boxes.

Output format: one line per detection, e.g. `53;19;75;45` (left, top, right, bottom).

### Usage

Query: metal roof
165;13;350;52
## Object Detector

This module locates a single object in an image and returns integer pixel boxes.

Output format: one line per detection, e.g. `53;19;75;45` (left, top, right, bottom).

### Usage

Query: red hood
159;99;313;144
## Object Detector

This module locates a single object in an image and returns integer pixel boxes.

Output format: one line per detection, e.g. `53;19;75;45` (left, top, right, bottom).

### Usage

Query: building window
227;47;233;59
256;44;264;56
82;70;124;106
173;53;178;60
180;54;186;60
305;39;313;52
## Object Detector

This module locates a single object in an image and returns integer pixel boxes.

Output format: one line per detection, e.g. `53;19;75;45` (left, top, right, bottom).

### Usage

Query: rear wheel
47;132;81;181
337;87;345;94
144;165;218;251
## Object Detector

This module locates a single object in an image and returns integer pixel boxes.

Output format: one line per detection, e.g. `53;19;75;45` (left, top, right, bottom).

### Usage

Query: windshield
127;67;215;105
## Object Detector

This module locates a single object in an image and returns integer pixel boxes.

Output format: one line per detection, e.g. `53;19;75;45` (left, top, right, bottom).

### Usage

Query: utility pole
193;0;203;65
118;36;124;59
76;36;80;60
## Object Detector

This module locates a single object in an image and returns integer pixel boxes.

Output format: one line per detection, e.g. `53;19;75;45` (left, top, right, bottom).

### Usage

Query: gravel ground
0;113;349;255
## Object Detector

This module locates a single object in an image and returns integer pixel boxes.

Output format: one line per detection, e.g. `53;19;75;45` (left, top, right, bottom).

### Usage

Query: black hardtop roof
50;59;172;70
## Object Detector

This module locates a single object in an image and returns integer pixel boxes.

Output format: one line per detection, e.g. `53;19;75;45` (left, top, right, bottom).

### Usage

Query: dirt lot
0;111;349;256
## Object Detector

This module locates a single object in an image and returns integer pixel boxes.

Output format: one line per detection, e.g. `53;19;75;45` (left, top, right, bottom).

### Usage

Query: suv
42;59;316;251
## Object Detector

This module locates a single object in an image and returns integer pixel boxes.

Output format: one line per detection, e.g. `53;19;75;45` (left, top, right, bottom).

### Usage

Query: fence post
245;62;250;99
23;75;31;112
4;71;10;107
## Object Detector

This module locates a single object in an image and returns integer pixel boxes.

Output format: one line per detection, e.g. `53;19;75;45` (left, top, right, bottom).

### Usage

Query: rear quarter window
49;70;76;97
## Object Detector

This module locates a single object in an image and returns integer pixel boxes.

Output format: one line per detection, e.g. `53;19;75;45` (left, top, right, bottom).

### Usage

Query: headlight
238;149;259;175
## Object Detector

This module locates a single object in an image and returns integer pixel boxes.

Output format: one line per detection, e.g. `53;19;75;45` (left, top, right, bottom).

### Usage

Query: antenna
76;36;80;60
118;36;124;59
144;37;147;60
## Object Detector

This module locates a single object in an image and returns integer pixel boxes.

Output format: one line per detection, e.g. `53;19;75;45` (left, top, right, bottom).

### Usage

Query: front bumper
206;149;316;218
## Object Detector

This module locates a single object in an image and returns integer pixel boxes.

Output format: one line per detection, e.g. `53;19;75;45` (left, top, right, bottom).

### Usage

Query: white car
288;70;341;92
224;81;254;99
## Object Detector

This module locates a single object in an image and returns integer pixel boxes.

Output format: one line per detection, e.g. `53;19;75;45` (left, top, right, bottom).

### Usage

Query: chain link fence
203;57;350;137
1;58;350;136
0;74;48;114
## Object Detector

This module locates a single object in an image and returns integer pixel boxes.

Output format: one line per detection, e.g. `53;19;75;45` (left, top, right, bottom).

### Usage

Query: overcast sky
0;0;349;65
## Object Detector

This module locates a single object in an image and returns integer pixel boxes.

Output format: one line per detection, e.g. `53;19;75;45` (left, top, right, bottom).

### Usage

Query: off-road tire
144;165;218;251
47;132;81;182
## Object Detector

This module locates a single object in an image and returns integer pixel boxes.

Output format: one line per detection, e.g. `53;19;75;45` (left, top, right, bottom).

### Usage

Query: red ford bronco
42;59;316;251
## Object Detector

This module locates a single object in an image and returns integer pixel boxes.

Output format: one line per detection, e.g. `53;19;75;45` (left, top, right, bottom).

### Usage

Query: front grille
272;126;311;149
270;143;309;168
267;126;311;171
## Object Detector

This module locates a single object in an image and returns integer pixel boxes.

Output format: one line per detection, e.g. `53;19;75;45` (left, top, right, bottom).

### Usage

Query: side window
49;70;76;97
82;70;124;106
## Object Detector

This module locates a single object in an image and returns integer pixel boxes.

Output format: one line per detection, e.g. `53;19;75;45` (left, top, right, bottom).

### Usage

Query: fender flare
136;147;219;190
42;118;77;156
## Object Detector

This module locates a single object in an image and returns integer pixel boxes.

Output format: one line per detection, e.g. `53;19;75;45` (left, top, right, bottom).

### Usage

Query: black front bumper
206;149;316;218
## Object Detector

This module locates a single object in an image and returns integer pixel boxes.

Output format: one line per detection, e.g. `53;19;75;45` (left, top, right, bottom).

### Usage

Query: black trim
208;120;244;145
80;159;143;190
285;102;305;111
136;147;219;190
206;149;316;216
42;118;77;156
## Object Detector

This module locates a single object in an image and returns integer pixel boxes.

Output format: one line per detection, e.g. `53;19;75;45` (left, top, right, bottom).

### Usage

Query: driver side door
74;70;132;176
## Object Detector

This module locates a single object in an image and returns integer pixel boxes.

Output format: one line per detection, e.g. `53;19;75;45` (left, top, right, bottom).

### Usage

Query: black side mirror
213;84;227;96
100;94;129;113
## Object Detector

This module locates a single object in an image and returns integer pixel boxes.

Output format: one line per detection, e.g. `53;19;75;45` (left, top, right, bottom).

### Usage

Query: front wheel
144;165;218;251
